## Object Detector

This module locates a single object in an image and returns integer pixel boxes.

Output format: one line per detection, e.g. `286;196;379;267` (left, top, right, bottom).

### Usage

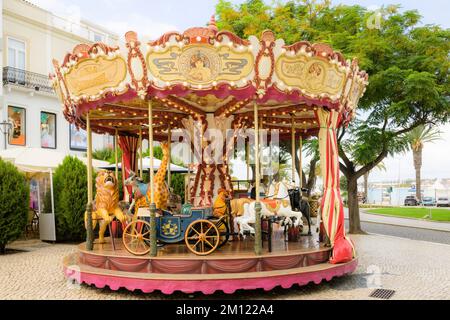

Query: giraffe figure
151;141;170;210
131;142;170;214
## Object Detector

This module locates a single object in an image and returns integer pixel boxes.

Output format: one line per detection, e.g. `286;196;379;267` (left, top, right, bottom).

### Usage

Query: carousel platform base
63;236;357;295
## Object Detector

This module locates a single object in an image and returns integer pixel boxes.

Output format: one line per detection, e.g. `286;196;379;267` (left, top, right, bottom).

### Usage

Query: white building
1;0;118;154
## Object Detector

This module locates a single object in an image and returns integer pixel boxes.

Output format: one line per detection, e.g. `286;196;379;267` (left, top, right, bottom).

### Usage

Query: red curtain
119;136;139;202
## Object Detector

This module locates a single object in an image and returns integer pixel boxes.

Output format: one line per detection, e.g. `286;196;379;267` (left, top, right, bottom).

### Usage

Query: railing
232;180;252;191
3;67;54;94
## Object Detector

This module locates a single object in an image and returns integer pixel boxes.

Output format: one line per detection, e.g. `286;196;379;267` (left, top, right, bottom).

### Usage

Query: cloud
98;14;178;40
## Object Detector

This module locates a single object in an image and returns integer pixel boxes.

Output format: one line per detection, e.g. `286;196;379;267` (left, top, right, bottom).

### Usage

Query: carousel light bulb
212;81;217;86
183;82;188;87
228;42;233;47
248;45;253;51
196;36;202;42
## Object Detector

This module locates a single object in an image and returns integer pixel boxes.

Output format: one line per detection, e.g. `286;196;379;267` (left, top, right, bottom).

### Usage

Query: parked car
422;197;436;207
404;196;419;206
436;197;450;207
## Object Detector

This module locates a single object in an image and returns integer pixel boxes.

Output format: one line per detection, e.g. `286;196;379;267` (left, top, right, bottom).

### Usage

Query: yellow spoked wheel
185;220;220;256
122;220;151;256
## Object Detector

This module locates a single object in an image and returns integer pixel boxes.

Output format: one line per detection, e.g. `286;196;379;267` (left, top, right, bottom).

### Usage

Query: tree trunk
0;244;5;255
347;176;365;234
363;171;369;203
305;158;318;197
413;148;423;202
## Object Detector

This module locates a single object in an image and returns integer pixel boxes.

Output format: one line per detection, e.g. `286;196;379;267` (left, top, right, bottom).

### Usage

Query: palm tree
406;125;441;202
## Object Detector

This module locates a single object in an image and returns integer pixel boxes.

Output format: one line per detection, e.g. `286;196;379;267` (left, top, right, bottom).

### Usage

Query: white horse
235;181;303;236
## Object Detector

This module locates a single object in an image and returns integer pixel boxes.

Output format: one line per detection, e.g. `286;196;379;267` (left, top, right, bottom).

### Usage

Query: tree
0;159;29;254
53;156;89;241
406;125;441;201
216;1;450;234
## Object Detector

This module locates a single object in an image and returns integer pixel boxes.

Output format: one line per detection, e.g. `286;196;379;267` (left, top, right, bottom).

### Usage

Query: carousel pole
291;116;296;185
148;101;157;257
299;135;303;189
86;111;94;251
167;125;171;188
139;128;143;179
114;128;119;182
253;102;262;256
246;138;250;182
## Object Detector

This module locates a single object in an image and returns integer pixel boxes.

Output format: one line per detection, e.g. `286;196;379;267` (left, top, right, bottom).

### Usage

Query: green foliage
215;0;449;232
53;156;89;242
0;159;29;253
216;2;450;171
405;125;442;152
170;173;185;204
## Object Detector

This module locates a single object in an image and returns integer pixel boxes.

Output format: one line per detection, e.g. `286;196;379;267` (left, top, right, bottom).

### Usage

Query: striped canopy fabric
318;109;355;264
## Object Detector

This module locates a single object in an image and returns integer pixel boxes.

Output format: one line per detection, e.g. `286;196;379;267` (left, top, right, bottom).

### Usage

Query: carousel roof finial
208;14;218;32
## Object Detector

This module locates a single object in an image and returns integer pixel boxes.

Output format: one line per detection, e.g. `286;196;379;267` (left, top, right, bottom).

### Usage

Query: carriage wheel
208;216;230;248
185;220;220;256
122;220;152;256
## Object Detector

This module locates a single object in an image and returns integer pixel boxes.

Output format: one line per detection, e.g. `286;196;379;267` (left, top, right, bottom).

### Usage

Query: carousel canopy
51;16;368;141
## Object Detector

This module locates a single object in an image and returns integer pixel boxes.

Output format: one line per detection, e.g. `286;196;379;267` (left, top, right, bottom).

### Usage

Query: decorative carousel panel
64;56;128;97
275;55;347;98
147;44;254;88
348;78;366;110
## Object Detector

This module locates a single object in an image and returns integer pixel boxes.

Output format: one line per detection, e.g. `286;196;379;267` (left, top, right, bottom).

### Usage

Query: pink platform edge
64;258;358;295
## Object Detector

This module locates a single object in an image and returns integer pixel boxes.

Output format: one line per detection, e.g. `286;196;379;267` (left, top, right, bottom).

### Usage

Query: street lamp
0;121;13;150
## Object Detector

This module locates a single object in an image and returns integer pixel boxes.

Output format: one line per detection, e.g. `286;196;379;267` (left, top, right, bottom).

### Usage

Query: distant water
367;187;450;205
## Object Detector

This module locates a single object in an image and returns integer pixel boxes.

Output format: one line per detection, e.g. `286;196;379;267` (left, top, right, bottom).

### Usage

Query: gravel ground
1;233;449;300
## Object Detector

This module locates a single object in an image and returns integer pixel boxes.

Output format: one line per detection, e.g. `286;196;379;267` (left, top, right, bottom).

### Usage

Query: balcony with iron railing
3;67;55;94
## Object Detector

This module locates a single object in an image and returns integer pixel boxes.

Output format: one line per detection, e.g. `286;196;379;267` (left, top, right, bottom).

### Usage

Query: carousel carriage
123;203;232;256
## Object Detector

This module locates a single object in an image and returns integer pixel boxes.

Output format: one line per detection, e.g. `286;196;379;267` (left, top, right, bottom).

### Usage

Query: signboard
64;56;127;96
147;44;254;86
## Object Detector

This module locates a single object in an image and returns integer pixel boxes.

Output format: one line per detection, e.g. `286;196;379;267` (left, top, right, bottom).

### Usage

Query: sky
30;0;450;182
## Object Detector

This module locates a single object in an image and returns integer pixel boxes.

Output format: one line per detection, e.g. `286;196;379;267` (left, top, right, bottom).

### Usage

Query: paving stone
0;235;449;300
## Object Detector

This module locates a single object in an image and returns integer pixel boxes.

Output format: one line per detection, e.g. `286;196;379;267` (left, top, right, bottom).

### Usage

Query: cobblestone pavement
1;235;449;300
345;220;450;245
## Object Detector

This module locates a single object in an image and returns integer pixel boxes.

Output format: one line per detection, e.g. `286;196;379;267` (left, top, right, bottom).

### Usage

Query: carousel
52;16;368;294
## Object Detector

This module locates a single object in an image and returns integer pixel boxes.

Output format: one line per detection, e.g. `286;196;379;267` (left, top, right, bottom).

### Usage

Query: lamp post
0;121;13;150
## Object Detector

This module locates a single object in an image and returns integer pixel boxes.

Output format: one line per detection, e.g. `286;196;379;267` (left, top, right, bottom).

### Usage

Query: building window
70;123;87;151
7;37;26;70
41;112;57;149
93;33;104;42
8;106;26;146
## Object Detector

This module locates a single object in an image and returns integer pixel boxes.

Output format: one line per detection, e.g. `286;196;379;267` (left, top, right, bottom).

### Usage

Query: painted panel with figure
8;106;26;146
70;123;87;151
40;112;57;149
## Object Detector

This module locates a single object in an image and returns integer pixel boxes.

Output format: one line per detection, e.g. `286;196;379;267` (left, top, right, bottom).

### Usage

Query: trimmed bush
53;156;88;241
0;158;29;254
